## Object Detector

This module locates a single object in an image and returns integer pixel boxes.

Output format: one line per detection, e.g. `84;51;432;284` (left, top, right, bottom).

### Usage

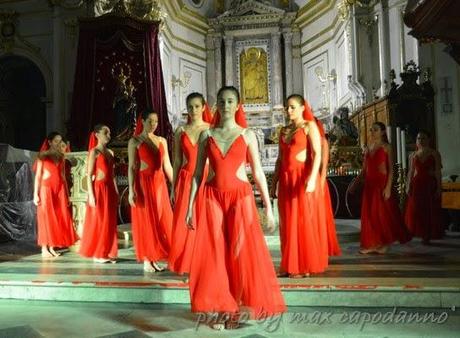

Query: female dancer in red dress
315;118;341;256
271;95;328;277
33;132;78;258
79;125;119;263
359;122;411;254
128;110;173;272
405;130;443;244
169;93;211;275
186;86;286;329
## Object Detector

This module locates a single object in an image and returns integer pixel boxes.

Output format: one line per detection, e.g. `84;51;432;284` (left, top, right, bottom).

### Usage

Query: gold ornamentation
240;47;269;104
395;162;406;209
337;0;362;21
95;0;168;29
0;10;18;52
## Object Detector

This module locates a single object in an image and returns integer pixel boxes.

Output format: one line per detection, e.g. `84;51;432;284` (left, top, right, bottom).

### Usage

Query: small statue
113;69;137;142
329;107;358;146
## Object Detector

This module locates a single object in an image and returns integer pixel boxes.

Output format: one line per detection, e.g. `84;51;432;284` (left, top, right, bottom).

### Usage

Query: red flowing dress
360;147;411;248
189;132;286;318
319;138;341;256
278;128;329;274
131;141;173;262
36;158;78;247
79;153;118;259
404;154;443;240
169;132;205;274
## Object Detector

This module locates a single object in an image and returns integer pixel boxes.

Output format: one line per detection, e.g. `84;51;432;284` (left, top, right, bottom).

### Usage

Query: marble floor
0;223;459;337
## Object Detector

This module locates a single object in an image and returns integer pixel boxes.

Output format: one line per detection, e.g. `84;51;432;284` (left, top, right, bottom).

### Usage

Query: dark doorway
0;55;46;150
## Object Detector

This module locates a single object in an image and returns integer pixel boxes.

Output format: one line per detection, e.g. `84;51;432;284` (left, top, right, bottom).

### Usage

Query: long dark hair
46;131;61;143
186;92;206;107
373;121;389;143
217;86;240;102
140;108;157;121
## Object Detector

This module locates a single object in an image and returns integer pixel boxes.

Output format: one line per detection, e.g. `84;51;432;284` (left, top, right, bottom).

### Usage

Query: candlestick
396;127;401;164
401;130;407;169
386;125;392;144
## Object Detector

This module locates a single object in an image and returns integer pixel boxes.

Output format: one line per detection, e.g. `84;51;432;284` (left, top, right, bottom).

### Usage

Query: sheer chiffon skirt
189;182;286;318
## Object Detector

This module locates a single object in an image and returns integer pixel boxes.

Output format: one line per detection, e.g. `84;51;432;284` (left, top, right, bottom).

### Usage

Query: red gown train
79;153;118;259
277;128;329;274
36;158;78;247
360;147;411;248
169;132;205;274
131;142;172;262
404;154;443;240
323;179;341;256
189;133;286;317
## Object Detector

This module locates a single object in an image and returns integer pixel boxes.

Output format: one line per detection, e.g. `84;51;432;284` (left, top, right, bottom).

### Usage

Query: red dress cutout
79;153;118;259
360;147;411;248
131;141;173;262
169;132;205;274
405;154;443;240
278;128;329;274
36;158;78;247
189;133;286;318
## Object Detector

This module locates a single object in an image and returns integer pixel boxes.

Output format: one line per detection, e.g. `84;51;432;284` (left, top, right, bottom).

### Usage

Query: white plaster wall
419;43;460;176
160;1;208;130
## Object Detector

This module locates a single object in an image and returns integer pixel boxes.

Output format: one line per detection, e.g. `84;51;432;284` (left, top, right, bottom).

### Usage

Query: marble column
224;35;234;86
376;0;391;97
271;32;283;108
292;28;303;95
283;31;294;96
206;34;216;105
52;5;64;132
213;34;223;94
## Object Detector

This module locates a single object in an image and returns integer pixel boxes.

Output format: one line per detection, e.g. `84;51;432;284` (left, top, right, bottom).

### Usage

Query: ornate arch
0;46;53;100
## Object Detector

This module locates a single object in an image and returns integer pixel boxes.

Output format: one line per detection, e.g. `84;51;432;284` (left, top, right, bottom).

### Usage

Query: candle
396;127;401;164
401;130;407;169
386;125;392;144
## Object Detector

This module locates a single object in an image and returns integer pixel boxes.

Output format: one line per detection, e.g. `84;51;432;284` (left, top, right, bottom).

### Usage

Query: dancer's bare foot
94;258;111;263
359;247;375;254
41;247;54;259
375;246;389;254
304;273;310;277
49;247;61;257
276;271;289;277
289;273;304;279
151;261;165;272
143;261;156;272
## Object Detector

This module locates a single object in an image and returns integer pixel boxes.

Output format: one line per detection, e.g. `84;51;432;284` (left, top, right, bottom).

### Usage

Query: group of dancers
32;86;443;329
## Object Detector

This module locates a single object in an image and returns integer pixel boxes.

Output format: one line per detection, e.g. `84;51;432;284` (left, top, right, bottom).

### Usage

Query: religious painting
240;47;269;104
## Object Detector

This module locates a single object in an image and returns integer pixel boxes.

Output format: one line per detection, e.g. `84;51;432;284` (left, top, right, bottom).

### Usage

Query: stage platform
1;220;459;309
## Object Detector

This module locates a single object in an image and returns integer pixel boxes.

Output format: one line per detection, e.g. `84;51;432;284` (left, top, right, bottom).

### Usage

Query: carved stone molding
48;0;85;9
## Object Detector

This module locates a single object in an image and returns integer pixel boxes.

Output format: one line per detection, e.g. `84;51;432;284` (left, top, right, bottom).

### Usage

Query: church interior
0;0;460;336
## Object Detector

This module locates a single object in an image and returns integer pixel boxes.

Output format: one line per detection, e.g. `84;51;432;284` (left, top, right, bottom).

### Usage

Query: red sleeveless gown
360;147;411;248
131;142;172;262
404;154;443;240
36;158;78;247
189;133;286;318
319;138;341;256
323;178;341;256
277;128;329;274
169;132;205;274
79;153;118;259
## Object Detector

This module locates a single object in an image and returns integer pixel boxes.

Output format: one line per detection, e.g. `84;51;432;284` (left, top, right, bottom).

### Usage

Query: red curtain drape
69;14;172;149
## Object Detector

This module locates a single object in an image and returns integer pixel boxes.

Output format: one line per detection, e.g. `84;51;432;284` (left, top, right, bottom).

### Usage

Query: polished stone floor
0;222;460;337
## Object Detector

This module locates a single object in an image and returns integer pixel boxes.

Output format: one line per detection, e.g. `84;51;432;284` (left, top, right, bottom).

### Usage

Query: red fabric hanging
303;100;314;121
